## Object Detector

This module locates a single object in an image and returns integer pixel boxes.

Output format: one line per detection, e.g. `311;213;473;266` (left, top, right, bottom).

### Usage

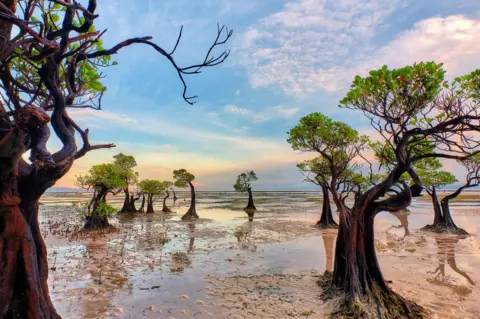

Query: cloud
223;104;299;123
238;0;480;95
238;0;404;95
69;109;137;125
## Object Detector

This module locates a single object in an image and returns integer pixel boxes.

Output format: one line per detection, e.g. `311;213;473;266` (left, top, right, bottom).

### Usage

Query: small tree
296;157;337;228
138;179;166;214
233;170;258;211
75;164;125;230
162;181;174;212
113;153;139;213
173;169;198;220
420;157;480;235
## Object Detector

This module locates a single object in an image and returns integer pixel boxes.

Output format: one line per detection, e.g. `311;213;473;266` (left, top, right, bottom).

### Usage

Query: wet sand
41;191;480;318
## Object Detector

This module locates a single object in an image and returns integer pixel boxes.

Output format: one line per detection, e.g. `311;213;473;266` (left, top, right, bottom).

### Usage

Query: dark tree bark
323;168;424;318
119;189;131;213
146;195;154;214
422;186;468;235
0;108;61;319
138;194;145;213
129;193;140;212
82;188;110;230
162;190;171;212
181;181;198;220
173;189;178;204
316;183;338;228
245;187;256;210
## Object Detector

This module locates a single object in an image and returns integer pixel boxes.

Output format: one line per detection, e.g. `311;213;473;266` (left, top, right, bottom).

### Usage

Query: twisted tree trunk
181;181;198;220
0;109;61;318
162;190;171;212
316;183;337;228
422;186;468;235
322;167;424;318
245;187;256;210
146;195;154;214
173;189;178;204
119;188;131;213
82;188;109;230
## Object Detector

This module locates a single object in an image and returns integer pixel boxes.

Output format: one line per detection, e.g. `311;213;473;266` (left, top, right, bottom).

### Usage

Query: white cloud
239;0;480;95
224;104;299;122
69;109;137;125
238;0;404;95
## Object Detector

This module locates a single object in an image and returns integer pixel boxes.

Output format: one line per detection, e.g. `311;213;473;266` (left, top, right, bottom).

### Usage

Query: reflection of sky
48;0;480;190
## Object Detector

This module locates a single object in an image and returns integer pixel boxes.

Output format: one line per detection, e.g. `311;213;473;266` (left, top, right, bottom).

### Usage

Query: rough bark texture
118;189;132;213
82;189;110;231
181;182;199;220
422;187;468;235
245;187;256;210
321;168;424;319
162;190;171;212
0;108;62;318
316;184;338;229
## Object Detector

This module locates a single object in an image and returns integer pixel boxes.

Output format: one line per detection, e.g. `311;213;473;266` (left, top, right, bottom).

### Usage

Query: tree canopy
138;179;167;197
233;170;258;192
173;169;195;188
74;163;125;191
113;153;138;186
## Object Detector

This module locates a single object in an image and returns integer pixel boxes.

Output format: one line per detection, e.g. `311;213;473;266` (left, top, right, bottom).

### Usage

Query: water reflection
321;232;335;272
245;208;255;222
388;210;410;236
427;236;475;296
235;221;256;251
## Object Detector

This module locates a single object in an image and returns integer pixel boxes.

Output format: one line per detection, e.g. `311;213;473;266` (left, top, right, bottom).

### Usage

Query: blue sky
56;0;480;190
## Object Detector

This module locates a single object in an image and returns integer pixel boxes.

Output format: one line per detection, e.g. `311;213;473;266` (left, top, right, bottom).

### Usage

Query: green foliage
340;62;446;118
296;157;331;185
96;201;117;217
413;158;457;190
113;153;138;186
287;112;368;155
74;163;126;191
233;170;258;192
138;179;167;196
173;169;195;188
72;201;89;216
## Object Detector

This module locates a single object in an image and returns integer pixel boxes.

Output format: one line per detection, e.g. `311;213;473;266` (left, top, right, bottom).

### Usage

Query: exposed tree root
421;224;468;236
81;215;110;231
318;272;427;319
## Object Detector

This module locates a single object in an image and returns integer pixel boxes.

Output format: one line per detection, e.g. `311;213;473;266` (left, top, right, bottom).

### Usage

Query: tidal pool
41;191;480;318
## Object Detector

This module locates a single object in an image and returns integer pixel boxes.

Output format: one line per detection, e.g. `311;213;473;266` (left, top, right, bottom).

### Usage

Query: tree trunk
138;194;145;213
323;170;423;318
0;121;61;318
82;190;109;230
146;195;154;214
181;182;199;220
129;193;139;212
119;188;131;213
245;187;256;210
173;190;178;204
422;186;468;235
162;190;171;212
316;184;338;228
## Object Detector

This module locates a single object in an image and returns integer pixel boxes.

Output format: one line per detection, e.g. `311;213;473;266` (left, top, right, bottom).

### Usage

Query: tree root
317;272;427;319
421;224;468;236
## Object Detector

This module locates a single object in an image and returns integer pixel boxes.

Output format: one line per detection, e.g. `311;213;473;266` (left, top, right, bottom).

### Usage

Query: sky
53;0;480;190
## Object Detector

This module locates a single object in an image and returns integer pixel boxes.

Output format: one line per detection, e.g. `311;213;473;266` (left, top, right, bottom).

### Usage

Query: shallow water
41;192;480;318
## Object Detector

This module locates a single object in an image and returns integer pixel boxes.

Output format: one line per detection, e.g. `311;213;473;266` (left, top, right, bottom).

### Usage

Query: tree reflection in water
321;232;336;272
427;236;475;296
388;209;410;236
